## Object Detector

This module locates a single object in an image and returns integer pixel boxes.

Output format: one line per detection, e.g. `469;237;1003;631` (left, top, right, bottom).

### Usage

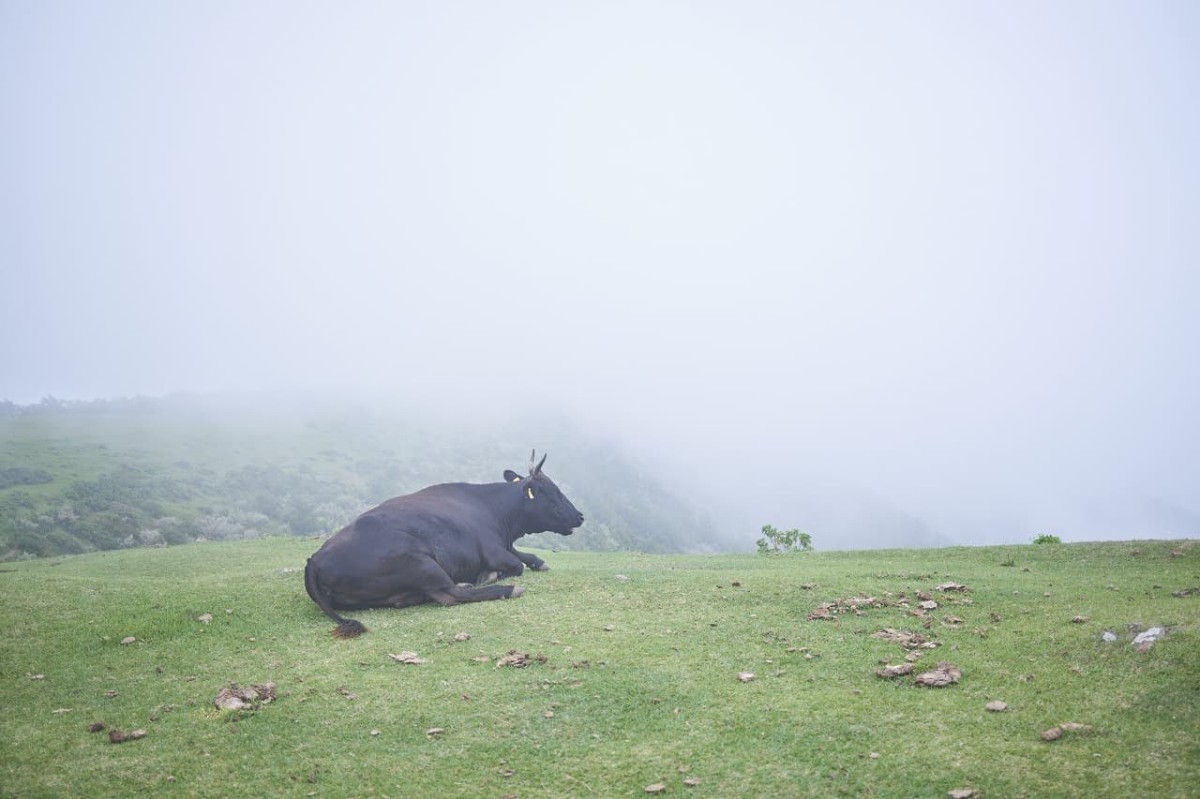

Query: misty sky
2;2;1198;547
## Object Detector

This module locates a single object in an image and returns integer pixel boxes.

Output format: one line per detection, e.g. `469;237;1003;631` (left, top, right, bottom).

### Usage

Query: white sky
2;2;1197;546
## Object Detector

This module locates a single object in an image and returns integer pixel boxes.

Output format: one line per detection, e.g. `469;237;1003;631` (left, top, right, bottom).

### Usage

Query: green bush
756;524;813;554
1033;533;1062;545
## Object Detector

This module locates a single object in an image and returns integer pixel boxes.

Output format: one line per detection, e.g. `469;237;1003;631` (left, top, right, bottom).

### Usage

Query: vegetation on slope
0;393;721;559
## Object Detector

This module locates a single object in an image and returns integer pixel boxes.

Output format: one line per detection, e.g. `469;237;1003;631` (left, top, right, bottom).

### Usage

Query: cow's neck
474;482;537;543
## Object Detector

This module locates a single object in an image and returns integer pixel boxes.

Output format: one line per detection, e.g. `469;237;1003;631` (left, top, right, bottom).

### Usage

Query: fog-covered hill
0;393;726;559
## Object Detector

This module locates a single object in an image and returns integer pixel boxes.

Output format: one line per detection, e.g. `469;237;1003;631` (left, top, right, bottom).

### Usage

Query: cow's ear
503;470;522;483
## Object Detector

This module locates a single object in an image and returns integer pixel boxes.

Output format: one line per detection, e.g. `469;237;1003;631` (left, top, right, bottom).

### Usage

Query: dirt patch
808;595;891;620
495;651;547;668
214;682;276;712
873;628;940;650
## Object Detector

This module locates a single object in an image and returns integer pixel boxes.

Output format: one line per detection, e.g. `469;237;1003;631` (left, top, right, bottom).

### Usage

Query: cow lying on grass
304;452;584;637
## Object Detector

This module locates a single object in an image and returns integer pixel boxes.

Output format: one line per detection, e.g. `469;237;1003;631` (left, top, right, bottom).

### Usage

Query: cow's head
503;451;585;536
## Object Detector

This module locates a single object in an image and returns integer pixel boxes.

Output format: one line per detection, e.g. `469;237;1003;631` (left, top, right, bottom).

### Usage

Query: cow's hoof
508;585;526;598
535;563;551;572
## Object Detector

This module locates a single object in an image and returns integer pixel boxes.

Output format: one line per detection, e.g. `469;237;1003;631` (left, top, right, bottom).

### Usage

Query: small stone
389;651;426;665
986;701;1008;712
120;637;136;645
914;663;961;687
876;663;914;679
370;729;381;736
737;672;755;682
1071;615;1088;624
197;614;213;624
1101;631;1118;642
453;632;470;642
425;727;445;738
1131;627;1166;646
645;784;666;793
684;777;702;786
868;752;880;759
948;790;978;799
1041;726;1063;741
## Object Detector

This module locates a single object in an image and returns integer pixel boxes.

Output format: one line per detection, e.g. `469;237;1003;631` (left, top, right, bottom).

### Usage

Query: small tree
1033;533;1062;545
756;524;813;554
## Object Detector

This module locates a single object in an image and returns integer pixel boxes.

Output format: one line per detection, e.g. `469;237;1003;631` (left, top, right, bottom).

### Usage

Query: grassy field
1;539;1197;798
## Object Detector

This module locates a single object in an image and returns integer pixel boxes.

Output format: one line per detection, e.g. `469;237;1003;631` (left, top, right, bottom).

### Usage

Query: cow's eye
526;487;535;500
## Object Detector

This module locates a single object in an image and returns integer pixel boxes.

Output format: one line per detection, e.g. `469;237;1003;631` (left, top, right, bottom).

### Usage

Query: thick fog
3;3;1198;548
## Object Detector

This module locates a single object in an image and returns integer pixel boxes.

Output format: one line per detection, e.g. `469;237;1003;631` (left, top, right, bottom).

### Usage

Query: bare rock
914;663;961;687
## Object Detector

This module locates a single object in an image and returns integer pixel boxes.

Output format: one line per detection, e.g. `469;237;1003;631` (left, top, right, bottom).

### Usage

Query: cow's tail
304;557;368;639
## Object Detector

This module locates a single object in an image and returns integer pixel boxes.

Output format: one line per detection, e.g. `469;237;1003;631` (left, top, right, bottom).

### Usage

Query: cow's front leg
513;547;550;572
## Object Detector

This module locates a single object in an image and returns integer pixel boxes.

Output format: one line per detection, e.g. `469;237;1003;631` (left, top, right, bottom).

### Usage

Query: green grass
2;539;1198;798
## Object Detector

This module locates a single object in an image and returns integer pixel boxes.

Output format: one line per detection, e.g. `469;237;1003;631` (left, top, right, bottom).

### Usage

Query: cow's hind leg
400;558;523;606
429;582;525;605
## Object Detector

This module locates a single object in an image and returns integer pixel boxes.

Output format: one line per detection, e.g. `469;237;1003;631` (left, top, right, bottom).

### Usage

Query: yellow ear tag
511;477;521;483
526;487;535;500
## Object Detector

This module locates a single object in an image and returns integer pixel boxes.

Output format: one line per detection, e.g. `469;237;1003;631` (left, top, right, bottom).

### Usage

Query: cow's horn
530;451;547;476
529;449;537;473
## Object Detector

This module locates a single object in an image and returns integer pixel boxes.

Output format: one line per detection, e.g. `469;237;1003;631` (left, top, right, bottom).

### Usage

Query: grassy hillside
2;539;1197;798
0;394;721;559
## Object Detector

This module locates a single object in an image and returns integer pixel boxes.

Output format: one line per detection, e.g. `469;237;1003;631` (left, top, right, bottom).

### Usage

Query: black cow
304;451;584;637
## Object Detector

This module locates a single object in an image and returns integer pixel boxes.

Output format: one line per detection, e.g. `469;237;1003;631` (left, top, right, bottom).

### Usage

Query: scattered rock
737;672;755;682
108;728;147;743
453;632;471;642
496;651;545;668
937;582;969;592
614;574;630;581
120;637;136;645
1071;615;1088;624
914;663;961;687
1041;726;1063;741
948;789;978;798
28;674;45;681
876;663;914;679
1171;587;1198;597
874;628;938;649
214;683;276;711
808;595;889;620
645;784;666;793
986;701;1009;712
88;722;107;733
1132;627;1167;649
684;777;702;786
370;729;381;737
919;600;939;610
105;690;119;698
197;613;213;624
389;651;427;665
1101;631;1118;642
1060;722;1091;732
425;727;445;738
